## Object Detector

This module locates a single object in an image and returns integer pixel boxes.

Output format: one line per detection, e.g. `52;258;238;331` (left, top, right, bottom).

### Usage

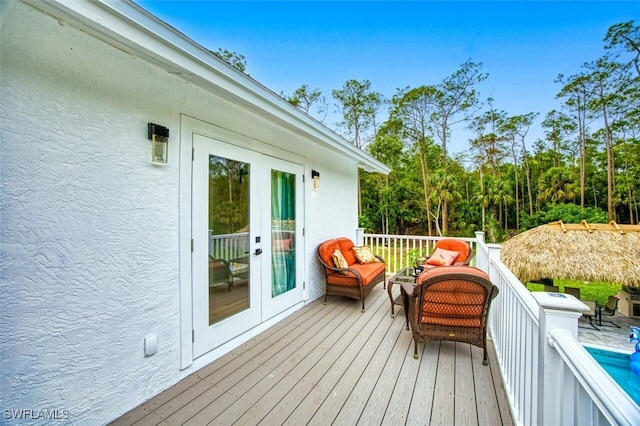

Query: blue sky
135;1;638;156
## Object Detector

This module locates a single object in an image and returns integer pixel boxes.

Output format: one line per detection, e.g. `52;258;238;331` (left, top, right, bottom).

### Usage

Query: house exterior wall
0;1;359;423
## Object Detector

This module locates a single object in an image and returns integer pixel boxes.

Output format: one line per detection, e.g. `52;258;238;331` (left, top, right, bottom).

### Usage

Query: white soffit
21;0;391;175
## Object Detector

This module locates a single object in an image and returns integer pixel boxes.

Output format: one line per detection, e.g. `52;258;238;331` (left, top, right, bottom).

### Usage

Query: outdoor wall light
148;123;169;164
311;169;320;189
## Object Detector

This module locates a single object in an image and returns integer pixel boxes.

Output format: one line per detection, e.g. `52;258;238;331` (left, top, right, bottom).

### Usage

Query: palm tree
538;166;578;203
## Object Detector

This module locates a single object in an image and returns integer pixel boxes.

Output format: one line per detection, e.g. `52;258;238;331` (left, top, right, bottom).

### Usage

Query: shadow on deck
112;284;514;425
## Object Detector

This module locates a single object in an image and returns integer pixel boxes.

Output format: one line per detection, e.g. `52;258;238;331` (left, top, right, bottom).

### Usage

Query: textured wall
305;148;359;303
0;1;360;423
0;3;182;423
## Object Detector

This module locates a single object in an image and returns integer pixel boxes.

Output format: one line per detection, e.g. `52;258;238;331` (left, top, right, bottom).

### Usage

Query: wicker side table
387;267;418;317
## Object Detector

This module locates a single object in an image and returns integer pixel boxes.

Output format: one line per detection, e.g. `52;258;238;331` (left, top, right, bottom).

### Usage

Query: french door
192;133;304;358
262;157;304;320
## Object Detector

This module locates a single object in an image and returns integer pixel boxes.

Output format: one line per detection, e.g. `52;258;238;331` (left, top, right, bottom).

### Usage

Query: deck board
112;285;513;426
455;343;478;426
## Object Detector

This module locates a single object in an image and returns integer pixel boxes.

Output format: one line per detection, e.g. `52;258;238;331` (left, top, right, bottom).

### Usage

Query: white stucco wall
0;1;361;423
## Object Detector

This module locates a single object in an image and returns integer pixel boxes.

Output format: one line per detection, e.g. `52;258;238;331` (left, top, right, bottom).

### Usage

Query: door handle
254;248;263;255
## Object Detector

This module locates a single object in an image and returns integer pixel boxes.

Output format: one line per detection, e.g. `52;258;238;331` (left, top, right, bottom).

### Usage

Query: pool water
585;346;640;404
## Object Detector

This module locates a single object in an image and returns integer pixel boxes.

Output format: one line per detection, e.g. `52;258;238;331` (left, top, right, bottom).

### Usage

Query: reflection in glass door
271;170;296;298
191;130;303;357
207;155;250;325
261;159;304;321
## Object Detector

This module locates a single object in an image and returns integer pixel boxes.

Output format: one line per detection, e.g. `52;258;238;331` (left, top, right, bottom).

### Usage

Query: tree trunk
601;103;615;221
521;147;534;217
419;153;433;236
578;114;586;209
510;139;520;229
442;199;448;235
629;187;636;225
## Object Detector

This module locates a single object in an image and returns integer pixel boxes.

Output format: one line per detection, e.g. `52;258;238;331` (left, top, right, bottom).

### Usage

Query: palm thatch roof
500;220;640;288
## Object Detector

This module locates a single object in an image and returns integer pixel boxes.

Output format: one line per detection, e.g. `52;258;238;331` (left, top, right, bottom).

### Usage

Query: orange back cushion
435;239;471;263
336;238;356;265
318;240;339;266
318;238;356;267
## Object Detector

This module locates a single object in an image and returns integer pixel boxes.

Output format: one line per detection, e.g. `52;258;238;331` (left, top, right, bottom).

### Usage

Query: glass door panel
261;159;304;320
271;170;296;298
208;155;250;325
192;134;261;358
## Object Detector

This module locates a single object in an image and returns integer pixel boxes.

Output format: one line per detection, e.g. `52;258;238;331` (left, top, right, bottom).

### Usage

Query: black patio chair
564;287;581;299
597;296;620;328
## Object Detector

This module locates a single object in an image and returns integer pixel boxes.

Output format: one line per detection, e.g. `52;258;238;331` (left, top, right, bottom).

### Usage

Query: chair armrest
317;254;363;279
453;257;473;266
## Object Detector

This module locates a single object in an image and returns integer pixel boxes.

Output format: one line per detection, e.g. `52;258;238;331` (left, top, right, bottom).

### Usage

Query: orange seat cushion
417;266;489;283
326;262;385;287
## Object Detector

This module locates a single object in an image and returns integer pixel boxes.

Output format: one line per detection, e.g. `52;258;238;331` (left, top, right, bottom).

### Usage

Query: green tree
389;86;441;235
537;166;578;204
282;84;328;122
604;20;640;77
555;72;592;208
212;49;247;73
432;60;488;160
583;59;630;221
502;112;538;227
332;79;383;148
420;61;487;234
468;105;508;174
333;79;384;216
428;168;462;236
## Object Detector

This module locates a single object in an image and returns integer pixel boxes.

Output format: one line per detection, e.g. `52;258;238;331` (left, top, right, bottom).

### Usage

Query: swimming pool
585;346;640;404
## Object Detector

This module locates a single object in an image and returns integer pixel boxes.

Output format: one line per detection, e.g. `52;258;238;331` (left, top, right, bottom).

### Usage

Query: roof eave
22;0;390;175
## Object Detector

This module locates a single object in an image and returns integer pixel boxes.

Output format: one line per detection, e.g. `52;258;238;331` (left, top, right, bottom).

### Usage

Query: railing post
355;228;364;246
532;293;588;426
474;232;487;272
486;243;502;282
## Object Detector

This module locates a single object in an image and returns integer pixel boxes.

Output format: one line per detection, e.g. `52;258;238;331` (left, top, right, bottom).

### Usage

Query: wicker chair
421;239;474;268
317;237;386;312
209;256;232;291
401;266;499;365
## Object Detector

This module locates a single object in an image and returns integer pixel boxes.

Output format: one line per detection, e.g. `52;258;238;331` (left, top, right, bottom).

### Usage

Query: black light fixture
311;170;320;189
148;123;169;164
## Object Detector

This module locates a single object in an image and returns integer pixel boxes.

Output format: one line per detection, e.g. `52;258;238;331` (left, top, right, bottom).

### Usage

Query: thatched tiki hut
501;221;640;288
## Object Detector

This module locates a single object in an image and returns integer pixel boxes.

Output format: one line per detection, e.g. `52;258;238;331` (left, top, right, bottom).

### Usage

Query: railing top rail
362;233;476;243
210;232;250;239
491;253;540;321
549;329;640;426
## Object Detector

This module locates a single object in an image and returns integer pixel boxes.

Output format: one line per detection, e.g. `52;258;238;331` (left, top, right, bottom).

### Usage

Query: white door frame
179;115;307;368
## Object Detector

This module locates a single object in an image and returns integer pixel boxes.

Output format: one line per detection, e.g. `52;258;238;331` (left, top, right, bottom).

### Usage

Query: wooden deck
112;284;514;425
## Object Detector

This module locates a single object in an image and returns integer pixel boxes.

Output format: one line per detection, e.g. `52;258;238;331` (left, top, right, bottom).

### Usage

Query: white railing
548;329;640;426
478;235;640;426
209;232;249;261
357;230;476;273
361;230;640;425
480;239;541;425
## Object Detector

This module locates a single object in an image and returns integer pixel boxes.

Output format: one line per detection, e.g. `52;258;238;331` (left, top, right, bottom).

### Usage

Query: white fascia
21;0;391;175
